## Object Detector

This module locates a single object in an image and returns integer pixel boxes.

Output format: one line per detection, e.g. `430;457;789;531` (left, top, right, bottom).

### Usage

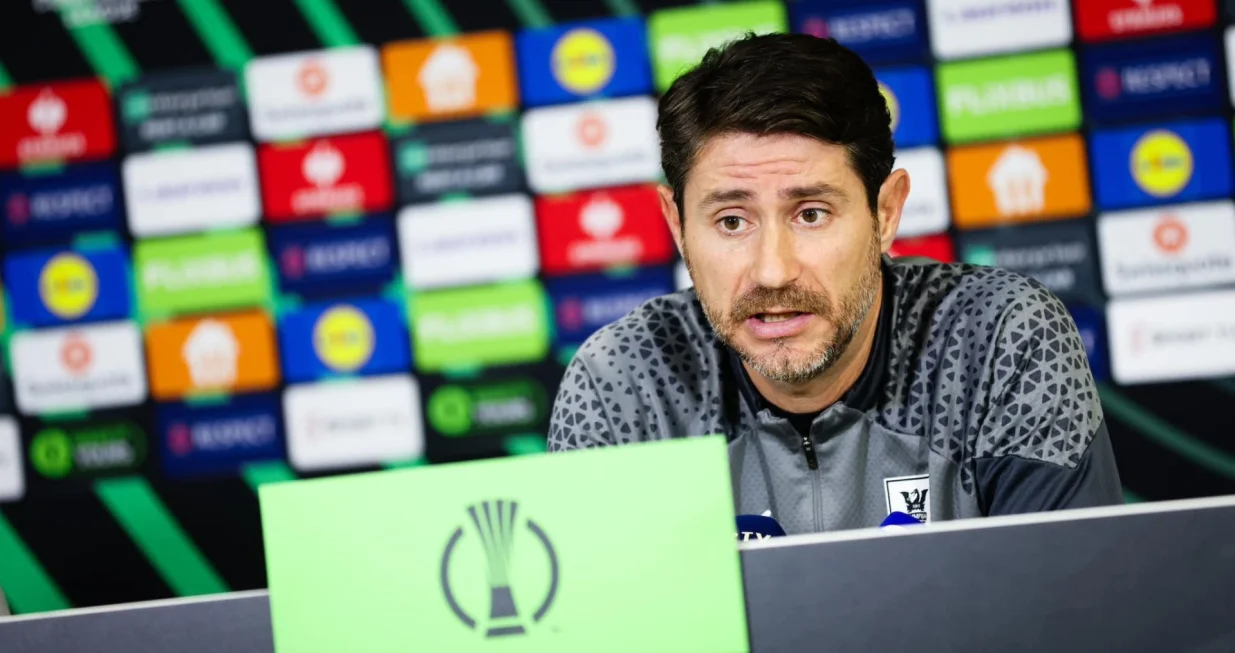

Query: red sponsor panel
889;234;955;263
258;131;393;222
1074;0;1215;42
535;185;675;276
0;79;116;168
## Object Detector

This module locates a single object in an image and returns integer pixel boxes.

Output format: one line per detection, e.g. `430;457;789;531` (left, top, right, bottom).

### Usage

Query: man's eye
721;216;745;231
799;208;825;224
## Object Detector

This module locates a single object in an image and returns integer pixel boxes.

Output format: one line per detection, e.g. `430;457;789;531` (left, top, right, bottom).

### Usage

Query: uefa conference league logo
440;499;559;637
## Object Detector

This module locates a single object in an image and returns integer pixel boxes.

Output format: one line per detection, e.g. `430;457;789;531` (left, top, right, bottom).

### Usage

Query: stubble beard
686;235;883;385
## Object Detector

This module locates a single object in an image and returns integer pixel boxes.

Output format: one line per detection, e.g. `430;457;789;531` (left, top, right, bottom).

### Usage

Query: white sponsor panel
12;321;147;415
123;142;260;237
522;96;661;194
928;0;1072;60
245;46;384;142
1108;290;1235;384
0;417;23;503
1098;201;1235;297
398;194;539;290
895;147;951;237
284;374;423;472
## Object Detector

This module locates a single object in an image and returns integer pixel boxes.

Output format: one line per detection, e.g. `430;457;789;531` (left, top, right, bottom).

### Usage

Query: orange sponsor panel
145;310;280;400
382;31;518;123
946;133;1091;229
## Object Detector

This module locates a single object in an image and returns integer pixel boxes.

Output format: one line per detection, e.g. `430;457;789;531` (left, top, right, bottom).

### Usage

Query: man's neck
744;281;884;415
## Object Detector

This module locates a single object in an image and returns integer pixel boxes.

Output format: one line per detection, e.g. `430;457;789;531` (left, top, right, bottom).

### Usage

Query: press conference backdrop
0;0;1234;615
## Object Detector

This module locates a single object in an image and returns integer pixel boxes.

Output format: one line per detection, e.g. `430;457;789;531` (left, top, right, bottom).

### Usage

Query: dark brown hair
657;33;894;221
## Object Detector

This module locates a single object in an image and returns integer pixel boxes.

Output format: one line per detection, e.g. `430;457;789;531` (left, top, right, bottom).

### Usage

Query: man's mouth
744;311;813;339
755;312;806;323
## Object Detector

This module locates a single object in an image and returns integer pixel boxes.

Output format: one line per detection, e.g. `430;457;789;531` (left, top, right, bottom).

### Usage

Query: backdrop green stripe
0;512;71;614
0;61;12;91
505;0;553;28
176;0;254;69
602;0;641;17
1099;383;1235;480
401;0;460;36
58;2;140;84
94;477;229;597
291;0;361;47
242;461;298;492
1122;489;1143;503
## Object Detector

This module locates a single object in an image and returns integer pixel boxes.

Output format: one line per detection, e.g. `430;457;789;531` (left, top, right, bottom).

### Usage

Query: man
547;33;1122;533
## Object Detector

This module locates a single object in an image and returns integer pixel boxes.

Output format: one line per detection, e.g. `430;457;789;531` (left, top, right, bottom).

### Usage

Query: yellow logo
879;82;900;133
39;253;99;319
552;28;616;95
313;305;375;373
1130;130;1193;198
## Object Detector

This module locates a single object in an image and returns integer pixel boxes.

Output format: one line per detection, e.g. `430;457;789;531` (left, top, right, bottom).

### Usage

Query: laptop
259;435;749;652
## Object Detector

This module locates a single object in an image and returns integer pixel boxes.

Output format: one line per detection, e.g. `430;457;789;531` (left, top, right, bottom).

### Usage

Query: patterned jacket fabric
548;256;1123;534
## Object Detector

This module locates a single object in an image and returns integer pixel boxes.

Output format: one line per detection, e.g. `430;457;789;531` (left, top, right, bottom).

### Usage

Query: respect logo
135;228;271;317
937;49;1080;144
411;281;550;372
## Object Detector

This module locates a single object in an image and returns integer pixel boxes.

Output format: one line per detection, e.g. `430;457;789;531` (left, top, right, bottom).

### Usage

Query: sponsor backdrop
0;0;1233;615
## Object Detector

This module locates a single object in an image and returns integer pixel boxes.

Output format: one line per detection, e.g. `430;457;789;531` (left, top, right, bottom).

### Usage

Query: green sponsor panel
411;281;550;372
962;244;998;267
937;49;1081;144
428;378;549;438
260;436;748;652
29;421;147;480
134;228;271;318
648;0;787;93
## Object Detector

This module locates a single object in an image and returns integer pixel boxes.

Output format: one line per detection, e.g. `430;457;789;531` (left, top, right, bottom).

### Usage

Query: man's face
665;133;889;384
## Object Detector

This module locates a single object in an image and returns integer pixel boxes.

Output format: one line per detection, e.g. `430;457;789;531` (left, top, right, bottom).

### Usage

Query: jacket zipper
801;432;823;531
800;433;818;470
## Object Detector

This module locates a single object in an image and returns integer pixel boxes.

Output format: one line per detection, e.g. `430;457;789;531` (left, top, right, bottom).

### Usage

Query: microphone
737;514;786;542
880;511;925;530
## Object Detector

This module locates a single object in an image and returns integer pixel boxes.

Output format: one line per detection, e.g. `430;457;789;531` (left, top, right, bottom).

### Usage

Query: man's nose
750;222;801;289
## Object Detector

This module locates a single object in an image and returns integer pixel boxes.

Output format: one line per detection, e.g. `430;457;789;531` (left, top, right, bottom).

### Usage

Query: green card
937;48;1081;144
410;280;550;373
260;436;749;652
134;227;271;318
648;0;787;93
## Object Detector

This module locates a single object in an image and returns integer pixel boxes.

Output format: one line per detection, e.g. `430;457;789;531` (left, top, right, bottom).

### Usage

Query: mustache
730;285;832;323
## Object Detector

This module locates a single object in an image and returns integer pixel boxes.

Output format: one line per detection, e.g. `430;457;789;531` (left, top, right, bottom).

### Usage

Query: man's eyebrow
697;188;756;211
779;184;846;201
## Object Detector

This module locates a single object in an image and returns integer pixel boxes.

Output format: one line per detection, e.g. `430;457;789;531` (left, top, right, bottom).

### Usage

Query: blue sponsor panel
791;0;927;64
268;218;397;297
875;65;937;148
3;246;131;327
0;162;123;244
1068;305;1108;383
516;17;652;107
1082;35;1224;125
157;393;284;479
547;266;675;349
278;297;410;383
1090;118;1233;211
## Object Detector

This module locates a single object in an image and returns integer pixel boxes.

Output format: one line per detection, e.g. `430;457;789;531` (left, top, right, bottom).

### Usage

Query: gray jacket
547;257;1123;534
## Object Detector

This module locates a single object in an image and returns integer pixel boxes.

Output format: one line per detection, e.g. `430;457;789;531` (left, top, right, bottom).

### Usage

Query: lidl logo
928;0;1072;60
516;18;651;107
1076;0;1215;42
1082;35;1223;123
875;66;937;148
522;96;660;194
647;1;787;92
535;184;674;276
28;419;148;480
269;219;396;297
135;228;271;317
0;163;121;244
947;133;1091;229
5;248;129;327
146;310;280;401
392;119;524;204
937;49;1080;144
114;69;248;152
411;280;550;372
383;31;518;123
157;393;284;479
245;46;384;142
0;80;116;167
548;267;674;349
279;298;409;383
792;0;926;64
259;132;394;222
1090;118;1232;210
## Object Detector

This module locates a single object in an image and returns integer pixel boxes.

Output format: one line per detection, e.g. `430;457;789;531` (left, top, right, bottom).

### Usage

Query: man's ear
876;168;910;253
658;184;685;255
